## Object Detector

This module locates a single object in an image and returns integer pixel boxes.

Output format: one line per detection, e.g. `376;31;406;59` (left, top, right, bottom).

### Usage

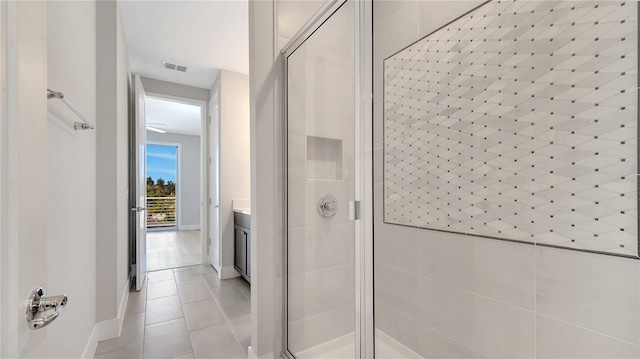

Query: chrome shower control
317;194;338;218
26;287;68;330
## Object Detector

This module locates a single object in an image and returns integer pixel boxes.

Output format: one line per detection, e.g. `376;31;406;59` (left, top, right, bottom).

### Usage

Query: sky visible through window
147;144;177;182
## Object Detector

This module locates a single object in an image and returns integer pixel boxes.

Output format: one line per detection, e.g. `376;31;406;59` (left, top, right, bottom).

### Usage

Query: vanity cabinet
234;212;251;283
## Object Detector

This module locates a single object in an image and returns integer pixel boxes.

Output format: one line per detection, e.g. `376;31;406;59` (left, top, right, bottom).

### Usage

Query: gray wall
374;2;640;358
147;131;202;229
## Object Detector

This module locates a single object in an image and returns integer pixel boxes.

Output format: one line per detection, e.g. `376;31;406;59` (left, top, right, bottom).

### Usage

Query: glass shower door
284;1;358;358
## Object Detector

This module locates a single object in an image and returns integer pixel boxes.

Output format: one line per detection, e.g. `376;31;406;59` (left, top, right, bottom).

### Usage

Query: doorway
143;95;205;272
146;143;178;230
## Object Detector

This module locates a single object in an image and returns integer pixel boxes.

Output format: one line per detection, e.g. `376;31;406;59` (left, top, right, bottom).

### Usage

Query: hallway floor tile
147;230;201;272
94;265;251;359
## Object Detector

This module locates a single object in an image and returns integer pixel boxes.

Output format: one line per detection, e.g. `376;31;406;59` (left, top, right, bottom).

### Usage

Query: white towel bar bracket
47;89;95;130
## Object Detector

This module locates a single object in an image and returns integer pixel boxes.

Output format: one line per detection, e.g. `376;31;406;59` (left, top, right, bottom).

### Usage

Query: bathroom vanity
233;210;251;283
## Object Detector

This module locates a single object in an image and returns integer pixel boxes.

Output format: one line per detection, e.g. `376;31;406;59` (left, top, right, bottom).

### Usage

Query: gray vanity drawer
234;212;250;228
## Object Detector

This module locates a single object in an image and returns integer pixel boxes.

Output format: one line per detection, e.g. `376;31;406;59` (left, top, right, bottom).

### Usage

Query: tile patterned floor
94;265;251;359
147;230;201;272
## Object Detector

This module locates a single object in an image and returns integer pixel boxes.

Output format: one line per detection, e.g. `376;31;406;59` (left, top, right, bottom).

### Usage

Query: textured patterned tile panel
383;0;638;256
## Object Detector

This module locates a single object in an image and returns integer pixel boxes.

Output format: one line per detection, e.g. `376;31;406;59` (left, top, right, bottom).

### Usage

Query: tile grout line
173;268;195;359
98;265;247;358
207;277;252;355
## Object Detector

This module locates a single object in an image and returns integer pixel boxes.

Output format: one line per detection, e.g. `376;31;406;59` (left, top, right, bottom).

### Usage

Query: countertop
232;199;251;215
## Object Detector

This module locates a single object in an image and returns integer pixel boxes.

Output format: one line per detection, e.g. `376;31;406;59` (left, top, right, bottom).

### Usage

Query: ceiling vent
163;61;187;73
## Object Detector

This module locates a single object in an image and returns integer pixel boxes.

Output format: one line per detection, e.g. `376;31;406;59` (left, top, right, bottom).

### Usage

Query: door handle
26;287;68;330
131;206;146;212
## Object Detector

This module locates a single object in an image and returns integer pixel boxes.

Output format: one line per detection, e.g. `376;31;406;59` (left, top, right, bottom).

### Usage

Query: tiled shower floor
94;265;251;359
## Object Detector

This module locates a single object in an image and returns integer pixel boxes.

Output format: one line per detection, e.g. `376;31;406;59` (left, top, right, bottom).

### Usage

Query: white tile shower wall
288;305;355;354
288;264;355;322
277;0;326;41
288;87;355;140
284;1;357;354
383;0;638;255
374;1;640;358
288;223;355;274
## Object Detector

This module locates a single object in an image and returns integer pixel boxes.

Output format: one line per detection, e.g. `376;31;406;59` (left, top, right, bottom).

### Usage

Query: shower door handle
349;201;361;220
131;206;146;212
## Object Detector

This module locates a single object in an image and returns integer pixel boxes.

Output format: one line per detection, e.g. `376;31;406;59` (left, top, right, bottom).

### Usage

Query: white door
208;97;221;270
133;75;147;290
0;1;49;356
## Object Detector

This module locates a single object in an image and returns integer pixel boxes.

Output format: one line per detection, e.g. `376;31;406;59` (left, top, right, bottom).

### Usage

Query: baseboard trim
179;224;200;231
82;317;118;358
219;265;241;279
81;324;99;359
116;279;130;335
81;279;130;358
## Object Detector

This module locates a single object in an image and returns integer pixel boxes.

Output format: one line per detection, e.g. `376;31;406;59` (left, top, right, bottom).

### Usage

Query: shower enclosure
283;0;373;358
284;1;639;358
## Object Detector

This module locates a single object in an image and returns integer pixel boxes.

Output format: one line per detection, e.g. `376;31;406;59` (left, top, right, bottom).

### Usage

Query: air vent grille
162;61;187;73
163;62;177;70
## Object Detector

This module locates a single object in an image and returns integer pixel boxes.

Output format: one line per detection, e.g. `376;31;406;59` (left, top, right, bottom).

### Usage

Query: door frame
281;0;374;357
130;90;210;266
145;141;181;231
207;92;221;271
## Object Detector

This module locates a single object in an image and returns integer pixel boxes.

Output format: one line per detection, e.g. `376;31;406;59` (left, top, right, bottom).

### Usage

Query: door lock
26;287;68;330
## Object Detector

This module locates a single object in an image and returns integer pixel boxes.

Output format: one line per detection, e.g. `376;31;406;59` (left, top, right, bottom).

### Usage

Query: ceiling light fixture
146;126;166;133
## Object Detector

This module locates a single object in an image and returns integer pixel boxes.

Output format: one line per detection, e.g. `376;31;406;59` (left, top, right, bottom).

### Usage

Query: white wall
0;3;5;353
373;1;640;358
211;69;250;277
0;1;49;357
147;131;202;229
46;1;97;356
95;0;131;345
115;4;130;321
249;1;281;356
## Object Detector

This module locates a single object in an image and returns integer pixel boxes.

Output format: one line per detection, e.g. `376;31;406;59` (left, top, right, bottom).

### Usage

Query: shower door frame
281;0;374;358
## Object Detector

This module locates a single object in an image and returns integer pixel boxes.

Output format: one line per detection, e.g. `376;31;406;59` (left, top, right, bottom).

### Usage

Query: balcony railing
146;197;176;228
